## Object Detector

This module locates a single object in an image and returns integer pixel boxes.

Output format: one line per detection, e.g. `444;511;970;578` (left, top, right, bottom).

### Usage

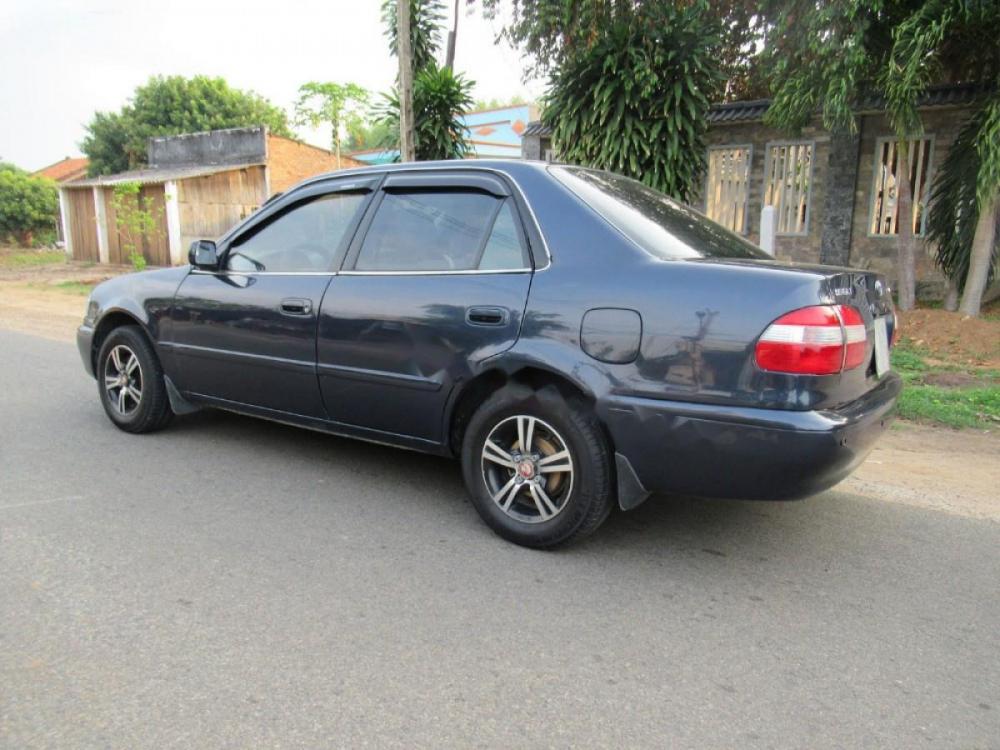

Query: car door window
355;191;527;272
227;191;367;273
478;200;529;270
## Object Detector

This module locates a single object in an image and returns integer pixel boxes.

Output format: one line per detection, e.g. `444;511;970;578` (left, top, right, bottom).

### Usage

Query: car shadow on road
165;408;969;570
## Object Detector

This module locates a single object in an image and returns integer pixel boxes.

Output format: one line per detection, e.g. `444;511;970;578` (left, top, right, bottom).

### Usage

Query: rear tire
461;385;613;549
96;325;173;434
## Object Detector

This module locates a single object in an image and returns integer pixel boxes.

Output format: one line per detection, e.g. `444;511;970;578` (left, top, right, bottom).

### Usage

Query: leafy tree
379;64;475;160
343;119;397;152
542;2;722;200
293;82;370;167
473;94;529;110
382;0;447;72
883;0;1000;316
82;76;292;176
0;166;58;246
760;1;923;308
479;0;766;101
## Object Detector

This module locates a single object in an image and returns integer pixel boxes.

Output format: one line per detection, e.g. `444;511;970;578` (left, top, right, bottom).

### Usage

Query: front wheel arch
91;310;149;375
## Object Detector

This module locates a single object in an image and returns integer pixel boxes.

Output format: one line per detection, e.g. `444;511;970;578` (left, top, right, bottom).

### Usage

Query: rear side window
550;166;770;261
354;191;529;272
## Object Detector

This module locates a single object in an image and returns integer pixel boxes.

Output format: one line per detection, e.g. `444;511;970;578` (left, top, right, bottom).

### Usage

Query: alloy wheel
103;344;143;416
481;415;574;524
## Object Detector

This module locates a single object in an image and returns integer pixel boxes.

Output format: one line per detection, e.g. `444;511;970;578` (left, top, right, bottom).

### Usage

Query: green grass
24;280;98;296
52;280;96;295
0;249;66;269
892;341;1000;429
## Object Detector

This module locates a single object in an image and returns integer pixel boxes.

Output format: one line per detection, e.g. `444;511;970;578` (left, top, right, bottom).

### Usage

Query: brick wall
266;135;366;195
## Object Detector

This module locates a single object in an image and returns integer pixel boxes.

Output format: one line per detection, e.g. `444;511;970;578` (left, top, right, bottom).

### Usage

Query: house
58;127;363;266
33;157;90;243
348;103;539;165
520;84;982;295
34;156;90;183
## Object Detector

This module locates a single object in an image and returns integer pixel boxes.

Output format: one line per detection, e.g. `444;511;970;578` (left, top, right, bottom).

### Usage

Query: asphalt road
1;329;997;749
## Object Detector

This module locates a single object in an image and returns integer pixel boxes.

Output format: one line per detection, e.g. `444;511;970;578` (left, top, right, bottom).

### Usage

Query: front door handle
466;306;508;326
280;298;313;316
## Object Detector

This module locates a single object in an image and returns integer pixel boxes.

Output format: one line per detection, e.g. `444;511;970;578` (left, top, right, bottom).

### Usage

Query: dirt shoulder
0;252;129;341
842;422;999;522
1;263;996;522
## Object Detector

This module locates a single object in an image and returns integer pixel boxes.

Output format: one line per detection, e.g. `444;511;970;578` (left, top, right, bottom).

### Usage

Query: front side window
227;191;367;272
355;191;529;272
869;137;934;236
764;141;814;235
705;146;751;233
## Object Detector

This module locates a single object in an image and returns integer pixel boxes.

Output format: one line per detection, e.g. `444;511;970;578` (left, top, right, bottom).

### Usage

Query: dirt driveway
2;260;997;522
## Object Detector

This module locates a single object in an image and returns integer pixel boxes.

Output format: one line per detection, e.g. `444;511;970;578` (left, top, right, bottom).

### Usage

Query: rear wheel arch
448;365;601;456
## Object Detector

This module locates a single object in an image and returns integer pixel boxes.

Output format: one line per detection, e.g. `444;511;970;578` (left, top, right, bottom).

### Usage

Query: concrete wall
149;127;267;168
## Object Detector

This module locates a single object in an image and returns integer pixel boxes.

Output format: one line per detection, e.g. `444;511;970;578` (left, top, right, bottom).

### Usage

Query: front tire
461;385;614;549
96;325;173;434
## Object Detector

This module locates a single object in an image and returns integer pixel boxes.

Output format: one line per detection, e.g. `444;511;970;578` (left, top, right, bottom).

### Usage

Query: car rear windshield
549;166;771;261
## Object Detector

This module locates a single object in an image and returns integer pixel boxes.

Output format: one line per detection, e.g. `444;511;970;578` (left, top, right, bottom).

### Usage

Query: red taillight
755;305;868;375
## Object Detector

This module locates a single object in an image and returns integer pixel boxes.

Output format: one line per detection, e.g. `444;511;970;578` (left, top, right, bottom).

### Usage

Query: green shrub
0;167;59;247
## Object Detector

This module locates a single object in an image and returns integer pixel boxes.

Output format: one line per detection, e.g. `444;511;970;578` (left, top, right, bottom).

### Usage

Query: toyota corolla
78;161;901;548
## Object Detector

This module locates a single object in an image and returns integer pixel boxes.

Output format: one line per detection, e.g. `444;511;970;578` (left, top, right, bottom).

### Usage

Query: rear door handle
280;298;312;316
466;306;508;326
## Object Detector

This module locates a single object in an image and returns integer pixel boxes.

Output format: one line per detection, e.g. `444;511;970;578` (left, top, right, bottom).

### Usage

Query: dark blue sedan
78;161;901;548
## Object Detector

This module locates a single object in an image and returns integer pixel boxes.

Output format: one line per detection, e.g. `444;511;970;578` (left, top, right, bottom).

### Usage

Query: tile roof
33;157;90;182
708;83;984;124
521;84;985;135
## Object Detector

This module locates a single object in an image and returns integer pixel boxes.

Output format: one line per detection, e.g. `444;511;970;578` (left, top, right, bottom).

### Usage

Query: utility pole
397;0;416;162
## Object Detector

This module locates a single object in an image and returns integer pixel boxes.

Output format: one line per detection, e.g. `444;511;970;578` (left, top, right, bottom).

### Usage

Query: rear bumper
77;324;95;377
602;373;902;501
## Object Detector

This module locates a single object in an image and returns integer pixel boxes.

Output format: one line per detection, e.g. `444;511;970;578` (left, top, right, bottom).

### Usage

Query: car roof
293;159;552;192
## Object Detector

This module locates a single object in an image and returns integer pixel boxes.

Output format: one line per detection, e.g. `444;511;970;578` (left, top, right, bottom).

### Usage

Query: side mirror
189;240;219;270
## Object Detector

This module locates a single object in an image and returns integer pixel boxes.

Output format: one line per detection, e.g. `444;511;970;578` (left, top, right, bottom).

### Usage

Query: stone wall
849;109;967;296
699;105;975;297
698;120;830;264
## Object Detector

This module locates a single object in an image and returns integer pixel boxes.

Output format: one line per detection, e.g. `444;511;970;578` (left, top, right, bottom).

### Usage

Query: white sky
0;0;544;170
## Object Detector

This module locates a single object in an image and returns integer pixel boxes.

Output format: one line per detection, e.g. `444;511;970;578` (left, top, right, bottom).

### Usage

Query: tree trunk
335;134;342;170
444;0;459;70
943;276;960;312
958;192;999;317
397;0;416;163
895;146;917;311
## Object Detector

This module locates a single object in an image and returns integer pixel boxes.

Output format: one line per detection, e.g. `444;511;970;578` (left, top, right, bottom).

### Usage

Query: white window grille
869;136;934;236
705;146;751;233
763;141;814;235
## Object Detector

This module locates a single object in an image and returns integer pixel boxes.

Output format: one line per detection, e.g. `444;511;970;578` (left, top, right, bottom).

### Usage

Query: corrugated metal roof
63;162;265;189
520;84;984;133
